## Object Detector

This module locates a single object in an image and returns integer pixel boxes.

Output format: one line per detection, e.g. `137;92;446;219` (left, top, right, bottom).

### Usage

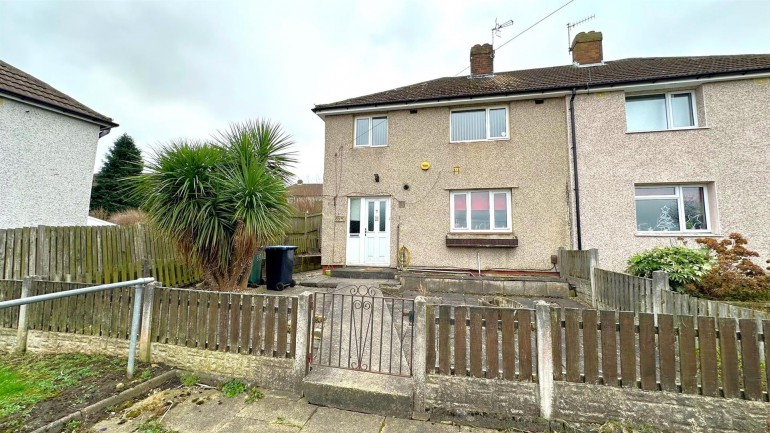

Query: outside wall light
374;174;380;182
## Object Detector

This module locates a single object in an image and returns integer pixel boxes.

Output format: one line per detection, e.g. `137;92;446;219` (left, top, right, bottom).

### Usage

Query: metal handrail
0;277;155;378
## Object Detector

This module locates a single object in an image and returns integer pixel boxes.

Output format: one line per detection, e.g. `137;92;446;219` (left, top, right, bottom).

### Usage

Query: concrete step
303;366;413;418
330;267;398;280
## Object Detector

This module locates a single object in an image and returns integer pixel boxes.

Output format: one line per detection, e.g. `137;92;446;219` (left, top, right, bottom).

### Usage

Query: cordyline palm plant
133;119;296;291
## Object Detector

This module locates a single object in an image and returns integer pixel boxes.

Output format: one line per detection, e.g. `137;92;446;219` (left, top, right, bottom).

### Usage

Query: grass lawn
0;352;164;433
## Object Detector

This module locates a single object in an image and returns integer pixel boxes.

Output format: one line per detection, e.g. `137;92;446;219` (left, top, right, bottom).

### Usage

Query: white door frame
346;196;390;267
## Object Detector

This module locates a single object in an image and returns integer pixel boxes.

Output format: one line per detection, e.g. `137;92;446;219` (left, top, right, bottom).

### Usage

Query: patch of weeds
63;419;83;432
314;315;325;323
273;416;303;429
597;420;661;433
139;369;154;381
180;373;199;387
221;379;246;398
245;386;264;403
137;419;179;433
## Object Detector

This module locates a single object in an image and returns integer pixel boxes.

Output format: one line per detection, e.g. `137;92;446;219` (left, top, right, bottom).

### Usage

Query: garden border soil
31;370;180;433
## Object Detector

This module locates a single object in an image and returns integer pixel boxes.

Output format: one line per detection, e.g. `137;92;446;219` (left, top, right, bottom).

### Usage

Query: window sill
635;232;721;238
450;138;510;144
353;145;389;148
446;233;518;248
625;126;709;135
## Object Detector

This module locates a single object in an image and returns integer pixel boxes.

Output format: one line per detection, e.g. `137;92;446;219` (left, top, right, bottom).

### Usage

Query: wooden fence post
15;276;33;353
412;296;428;419
138;282;156;362
588;248;598;308
535;301;554;420
557;247;565;279
652;271;668;322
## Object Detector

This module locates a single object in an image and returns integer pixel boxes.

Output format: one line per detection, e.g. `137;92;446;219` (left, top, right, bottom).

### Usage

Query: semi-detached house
312;31;770;272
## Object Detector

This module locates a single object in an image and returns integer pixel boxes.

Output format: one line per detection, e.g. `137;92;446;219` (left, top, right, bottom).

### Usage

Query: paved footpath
92;387;498;433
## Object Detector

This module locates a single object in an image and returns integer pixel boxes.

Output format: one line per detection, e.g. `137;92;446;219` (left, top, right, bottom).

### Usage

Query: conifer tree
89;133;143;214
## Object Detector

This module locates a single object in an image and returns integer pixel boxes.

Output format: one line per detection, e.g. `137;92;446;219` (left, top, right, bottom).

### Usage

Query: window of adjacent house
451;190;511;232
450;107;508;142
625;92;697;132
355;116;388;146
634;185;709;233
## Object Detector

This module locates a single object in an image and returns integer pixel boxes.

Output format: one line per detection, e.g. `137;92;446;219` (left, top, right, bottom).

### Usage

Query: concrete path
91;387;498;433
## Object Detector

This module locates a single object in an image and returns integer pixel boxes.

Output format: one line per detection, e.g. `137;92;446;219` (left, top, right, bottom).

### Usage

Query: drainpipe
570;88;583;250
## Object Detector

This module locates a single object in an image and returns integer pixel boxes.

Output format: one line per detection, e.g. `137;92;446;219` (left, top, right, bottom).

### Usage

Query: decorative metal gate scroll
309;285;414;377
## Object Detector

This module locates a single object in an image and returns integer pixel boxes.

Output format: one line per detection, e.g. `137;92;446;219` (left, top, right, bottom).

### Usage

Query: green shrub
221;379;246;398
180;372;199;387
627;245;713;290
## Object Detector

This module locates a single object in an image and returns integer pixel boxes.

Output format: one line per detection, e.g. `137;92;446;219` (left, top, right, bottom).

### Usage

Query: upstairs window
450;107;508;142
355;116;388;147
634;185;710;233
625;91;696;132
451;190;511;232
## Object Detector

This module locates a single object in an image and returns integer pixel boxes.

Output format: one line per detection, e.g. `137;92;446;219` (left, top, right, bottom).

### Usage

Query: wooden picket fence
553;308;769;401
0;280;138;339
151;288;298;357
0;280;298;359
0;225;201;287
594;268;770;321
558;248;594;281
284;213;321;255
426;304;535;381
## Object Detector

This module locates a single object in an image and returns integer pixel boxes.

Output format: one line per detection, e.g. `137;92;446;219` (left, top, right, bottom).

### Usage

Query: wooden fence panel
718;318;740;398
658;314;677;392
739;319;762;400
619;311;636;388
698;316;719;397
518;309;533;381
425;305;435;374
253;296;264;355
600;310;618;387
500;309;515;380
454;307;467;376
638;313;656;391
678;315;698;394
551;308;563;381
582;309;598;384
438;305;451;375
564;308;580;383
277;297;288;357
469;307;483;378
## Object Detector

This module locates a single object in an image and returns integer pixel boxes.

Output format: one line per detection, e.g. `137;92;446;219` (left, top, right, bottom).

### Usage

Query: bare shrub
109;209;147;225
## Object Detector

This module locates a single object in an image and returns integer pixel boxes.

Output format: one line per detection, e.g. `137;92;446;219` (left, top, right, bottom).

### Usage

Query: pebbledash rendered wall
0;97;100;229
320;98;571;270
573;77;770;271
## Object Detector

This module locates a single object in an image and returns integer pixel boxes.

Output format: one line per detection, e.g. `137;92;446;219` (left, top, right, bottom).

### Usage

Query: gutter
569;88;582;250
0;90;118;135
312;70;770;118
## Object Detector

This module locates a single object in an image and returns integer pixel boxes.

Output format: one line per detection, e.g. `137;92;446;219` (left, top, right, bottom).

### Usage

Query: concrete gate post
535;301;554;420
292;291;313;395
412;296;427;419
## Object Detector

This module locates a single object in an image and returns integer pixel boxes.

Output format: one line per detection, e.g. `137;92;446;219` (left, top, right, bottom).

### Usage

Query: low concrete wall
401;275;568;298
424;375;540;428
0;329;297;393
553;381;769;433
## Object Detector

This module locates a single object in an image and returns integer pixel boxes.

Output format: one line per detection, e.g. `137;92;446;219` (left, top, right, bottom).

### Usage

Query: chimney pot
470;43;494;76
571;31;603;65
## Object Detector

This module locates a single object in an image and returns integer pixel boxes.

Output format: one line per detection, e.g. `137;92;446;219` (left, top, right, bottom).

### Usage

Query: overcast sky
2;0;769;182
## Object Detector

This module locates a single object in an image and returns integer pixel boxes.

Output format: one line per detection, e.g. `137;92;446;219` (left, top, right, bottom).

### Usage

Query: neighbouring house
312;31;770;272
287;181;323;213
0;60;117;229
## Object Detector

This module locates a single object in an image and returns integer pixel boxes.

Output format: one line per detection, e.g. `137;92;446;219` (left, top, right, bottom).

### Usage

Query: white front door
346;197;390;267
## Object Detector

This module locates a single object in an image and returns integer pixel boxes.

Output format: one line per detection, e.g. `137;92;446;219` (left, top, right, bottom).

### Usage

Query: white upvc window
625;91;697;132
450;190;512;232
450;107;508;142
634;185;710;233
354;116;388;147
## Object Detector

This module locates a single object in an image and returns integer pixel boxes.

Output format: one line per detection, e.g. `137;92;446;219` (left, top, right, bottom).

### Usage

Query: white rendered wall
0;97;100;228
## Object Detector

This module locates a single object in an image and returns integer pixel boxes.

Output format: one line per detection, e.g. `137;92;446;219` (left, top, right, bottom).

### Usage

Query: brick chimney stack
571;31;603;65
470;43;494;75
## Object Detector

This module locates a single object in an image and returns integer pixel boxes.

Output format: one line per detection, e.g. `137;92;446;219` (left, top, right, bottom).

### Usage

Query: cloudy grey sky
2;0;769;181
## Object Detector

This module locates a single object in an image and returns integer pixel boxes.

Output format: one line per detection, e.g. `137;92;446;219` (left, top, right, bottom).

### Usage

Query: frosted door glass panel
626;95;667;131
379;201;386;231
367;201;375;232
636;199;680;231
371;117;387;146
682;187;707;230
489;108;507;138
349;198;361;234
671;94;695;128
356;118;369;146
451;110;486;141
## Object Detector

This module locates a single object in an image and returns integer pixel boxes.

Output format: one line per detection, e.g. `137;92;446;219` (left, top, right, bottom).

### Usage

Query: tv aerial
492;18;514;47
567;15;595;53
